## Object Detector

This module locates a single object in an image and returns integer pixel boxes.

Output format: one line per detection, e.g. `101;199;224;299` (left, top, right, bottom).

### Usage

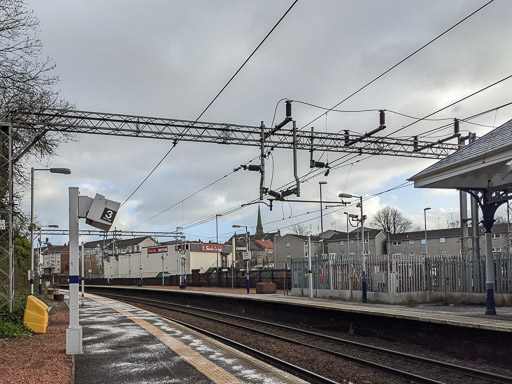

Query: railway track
97;292;512;384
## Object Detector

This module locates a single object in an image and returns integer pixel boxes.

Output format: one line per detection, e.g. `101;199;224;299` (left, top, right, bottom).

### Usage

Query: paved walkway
73;293;308;384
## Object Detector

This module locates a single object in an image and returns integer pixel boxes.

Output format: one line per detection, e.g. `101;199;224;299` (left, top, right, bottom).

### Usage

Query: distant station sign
147;246;168;254
201;244;223;253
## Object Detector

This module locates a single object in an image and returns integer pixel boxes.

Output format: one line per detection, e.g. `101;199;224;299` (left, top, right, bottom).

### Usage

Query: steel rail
162;315;340;384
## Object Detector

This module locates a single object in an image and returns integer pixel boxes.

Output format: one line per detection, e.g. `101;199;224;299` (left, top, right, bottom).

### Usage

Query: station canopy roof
409;118;512;191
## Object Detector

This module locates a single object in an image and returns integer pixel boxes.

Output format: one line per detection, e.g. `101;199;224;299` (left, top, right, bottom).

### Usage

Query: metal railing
292;252;512;295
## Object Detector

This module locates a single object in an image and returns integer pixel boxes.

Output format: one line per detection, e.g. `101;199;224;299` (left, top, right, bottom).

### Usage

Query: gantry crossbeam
12;109;459;159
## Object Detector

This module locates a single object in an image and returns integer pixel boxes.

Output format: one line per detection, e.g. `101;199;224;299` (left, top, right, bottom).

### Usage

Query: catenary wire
128;154;261;229
416;101;512;139
292;100;454;122
298;0;494;131
385;73;512;137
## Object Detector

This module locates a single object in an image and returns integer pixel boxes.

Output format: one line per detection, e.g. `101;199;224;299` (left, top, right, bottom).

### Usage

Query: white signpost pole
81;242;85;306
66;187;82;355
67;189;120;355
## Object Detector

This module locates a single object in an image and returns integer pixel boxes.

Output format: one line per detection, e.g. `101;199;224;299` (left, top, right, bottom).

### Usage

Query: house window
492;247;502;252
392;241;401;246
409;240;415;245
440;250;446;255
491;233;501;239
340;241;345;245
350;240;355;244
421;252;426;256
286;242;290;248
421;239;426;244
440;238;446;243
364;239;369;244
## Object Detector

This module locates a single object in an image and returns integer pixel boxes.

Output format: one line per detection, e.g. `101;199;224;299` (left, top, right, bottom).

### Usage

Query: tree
370;206;412;234
448;220;460;229
0;1;72;309
290;223;311;236
1;0;73;177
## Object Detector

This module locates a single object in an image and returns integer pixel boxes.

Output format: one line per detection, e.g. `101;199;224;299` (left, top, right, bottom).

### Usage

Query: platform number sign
100;208;117;223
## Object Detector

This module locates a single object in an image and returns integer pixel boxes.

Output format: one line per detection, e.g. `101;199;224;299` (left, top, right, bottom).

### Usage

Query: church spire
256;206;263;235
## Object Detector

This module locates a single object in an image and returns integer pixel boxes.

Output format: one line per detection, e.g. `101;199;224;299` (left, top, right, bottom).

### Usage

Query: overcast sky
22;0;512;244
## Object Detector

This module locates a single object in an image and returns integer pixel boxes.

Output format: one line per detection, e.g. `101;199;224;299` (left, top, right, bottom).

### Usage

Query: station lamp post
339;193;367;303
232;224;250;293
216;214;222;271
319;181;327;254
30;167;71;294
424;207;431;257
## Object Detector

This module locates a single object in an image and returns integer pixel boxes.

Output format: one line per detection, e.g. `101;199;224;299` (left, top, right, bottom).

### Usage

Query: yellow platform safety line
91;296;244;384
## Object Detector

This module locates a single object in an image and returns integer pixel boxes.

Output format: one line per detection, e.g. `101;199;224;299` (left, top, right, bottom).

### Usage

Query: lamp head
339;193;353;199
49;168;71;175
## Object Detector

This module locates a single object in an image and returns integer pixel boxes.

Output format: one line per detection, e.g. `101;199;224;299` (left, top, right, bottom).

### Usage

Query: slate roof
410;118;512;181
278;233;321;242
84;236;153;249
389;228;461;241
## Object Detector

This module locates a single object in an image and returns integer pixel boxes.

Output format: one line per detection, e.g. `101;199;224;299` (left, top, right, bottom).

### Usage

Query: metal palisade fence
291;252;512;297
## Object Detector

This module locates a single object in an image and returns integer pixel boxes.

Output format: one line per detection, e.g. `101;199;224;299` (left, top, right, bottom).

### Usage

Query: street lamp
30;167;71;294
233;224;250;293
424;207;431;257
216;214;222;271
319;181;327;254
343;212;350;258
339;193;367;303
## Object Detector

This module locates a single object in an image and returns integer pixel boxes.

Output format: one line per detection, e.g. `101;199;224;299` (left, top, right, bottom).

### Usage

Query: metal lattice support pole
0;123;13;312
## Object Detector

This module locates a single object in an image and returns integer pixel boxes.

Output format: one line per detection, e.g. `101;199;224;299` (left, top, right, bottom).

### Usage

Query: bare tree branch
370;206;412;234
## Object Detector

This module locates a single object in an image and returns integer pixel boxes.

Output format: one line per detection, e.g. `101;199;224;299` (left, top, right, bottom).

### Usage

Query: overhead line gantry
11;109;459;160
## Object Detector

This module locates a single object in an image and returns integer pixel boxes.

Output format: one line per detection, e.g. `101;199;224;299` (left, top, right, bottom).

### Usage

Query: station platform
73;293;307;384
130;285;512;334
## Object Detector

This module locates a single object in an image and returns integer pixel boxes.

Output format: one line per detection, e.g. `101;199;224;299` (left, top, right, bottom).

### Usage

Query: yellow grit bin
23;295;49;334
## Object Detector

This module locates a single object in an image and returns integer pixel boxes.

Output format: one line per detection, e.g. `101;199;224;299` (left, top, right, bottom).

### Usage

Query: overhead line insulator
379;109;386;128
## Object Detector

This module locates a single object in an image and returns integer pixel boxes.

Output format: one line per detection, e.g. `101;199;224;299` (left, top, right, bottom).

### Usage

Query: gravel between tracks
0;304;72;384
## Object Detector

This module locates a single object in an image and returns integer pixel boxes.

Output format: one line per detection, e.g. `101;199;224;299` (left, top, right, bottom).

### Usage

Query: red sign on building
147;246;168;254
201;244;223;253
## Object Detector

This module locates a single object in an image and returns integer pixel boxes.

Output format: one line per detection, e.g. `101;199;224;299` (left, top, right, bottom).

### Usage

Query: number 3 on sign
100;208;117;223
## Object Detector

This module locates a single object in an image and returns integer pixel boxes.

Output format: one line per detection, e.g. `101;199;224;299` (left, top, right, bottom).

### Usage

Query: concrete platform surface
73;293;308;384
